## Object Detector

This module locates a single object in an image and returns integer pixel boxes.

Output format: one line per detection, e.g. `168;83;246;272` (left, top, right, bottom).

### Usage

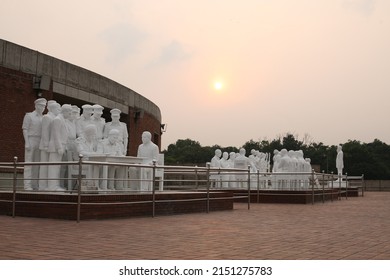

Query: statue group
209;148;272;189
22;98;129;191
209;148;314;190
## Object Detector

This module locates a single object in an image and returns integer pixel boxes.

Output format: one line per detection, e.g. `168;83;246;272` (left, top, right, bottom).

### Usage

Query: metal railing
0;156;364;222
0;156;249;222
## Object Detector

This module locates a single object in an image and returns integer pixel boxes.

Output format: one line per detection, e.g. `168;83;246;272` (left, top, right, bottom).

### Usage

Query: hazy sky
1;0;389;149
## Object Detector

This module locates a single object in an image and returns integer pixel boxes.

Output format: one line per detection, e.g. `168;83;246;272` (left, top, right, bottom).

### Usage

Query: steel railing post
206;163;210;213
331;171;334;202
322;170;325;203
247;165;251;210
361;174;365;197
338;173;342;200
12;156;18;218
195;166;198;189
345;173;348;200
152;159;157;218
311;169;315;205
77;154;83;223
257;170;260;204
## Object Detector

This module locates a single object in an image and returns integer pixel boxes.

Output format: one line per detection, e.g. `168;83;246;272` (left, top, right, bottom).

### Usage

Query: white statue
22;98;47;190
71;105;80;123
92;104;105;140
103;108;128;156
76;104;93;137
47;104;72;191
210;149;222;188
220;152;230;188
228;151;237;188
97;129;125;190
38;100;60;190
137;131;159;191
336;145;344;180
272;149;281;172
276;149;291;189
234;148;249;188
75;124;99;156
303;158;312;188
248;149;258;173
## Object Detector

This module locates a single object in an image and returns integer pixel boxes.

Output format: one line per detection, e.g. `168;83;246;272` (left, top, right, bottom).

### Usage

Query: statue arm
22;114;31;149
122;123;128;154
23;129;30;150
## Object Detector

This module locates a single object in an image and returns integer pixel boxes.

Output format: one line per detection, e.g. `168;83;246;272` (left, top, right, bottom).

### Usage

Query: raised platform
163;186;361;204
0;191;233;220
209;188;359;204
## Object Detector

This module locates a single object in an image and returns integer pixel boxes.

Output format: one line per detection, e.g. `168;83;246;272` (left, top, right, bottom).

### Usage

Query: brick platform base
210;187;360;204
0;191;233;220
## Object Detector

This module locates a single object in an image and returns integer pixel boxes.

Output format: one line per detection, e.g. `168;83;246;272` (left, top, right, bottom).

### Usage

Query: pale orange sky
1;0;389;149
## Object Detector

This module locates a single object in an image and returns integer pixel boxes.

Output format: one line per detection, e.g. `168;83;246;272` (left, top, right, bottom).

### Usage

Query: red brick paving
0;192;389;260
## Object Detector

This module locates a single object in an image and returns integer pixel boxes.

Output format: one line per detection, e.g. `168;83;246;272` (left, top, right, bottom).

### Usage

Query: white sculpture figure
296;150;307;189
103;108;128;155
336;145;344;181
234;148;249;188
137;131;159;191
220;152;230;188
76;104;93;137
75;124;99;156
71;105;80;123
62;108;77;190
288;150;298;189
248;149;258;173
277;149;291;189
38;100;60;190
255;151;268;189
228;151;237;188
272;149;281;172
22;98;47;190
92;104;105;140
74;124;99;189
210;149;222;188
97;129;125;190
47;104;72;191
303;158;312;188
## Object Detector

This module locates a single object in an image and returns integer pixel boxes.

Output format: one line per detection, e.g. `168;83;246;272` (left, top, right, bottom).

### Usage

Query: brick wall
0;39;163;162
0;65;53;162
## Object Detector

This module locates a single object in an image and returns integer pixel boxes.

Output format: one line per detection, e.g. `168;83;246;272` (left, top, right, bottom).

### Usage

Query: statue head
48;101;61;116
239;148;246;156
84;124;97;141
337;145;342;152
71;105;80;120
108;129;120;144
222;151;228;160
110;108;121;122
92;104;104;118
81;104;93;118
141;131;152;144
61;104;72;119
215;149;222;158
229;152;236;160
34;98;47;114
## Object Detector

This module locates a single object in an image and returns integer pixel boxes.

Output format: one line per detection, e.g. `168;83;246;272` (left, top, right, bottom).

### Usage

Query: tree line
163;133;390;180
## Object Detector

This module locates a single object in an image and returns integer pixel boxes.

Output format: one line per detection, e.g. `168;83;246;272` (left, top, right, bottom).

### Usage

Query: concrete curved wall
0;39;162;161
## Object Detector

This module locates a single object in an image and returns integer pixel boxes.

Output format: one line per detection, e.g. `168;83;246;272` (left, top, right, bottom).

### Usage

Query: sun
214;81;223;90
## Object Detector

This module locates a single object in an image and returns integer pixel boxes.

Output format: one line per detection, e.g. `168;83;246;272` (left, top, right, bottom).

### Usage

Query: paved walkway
0;192;389;260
